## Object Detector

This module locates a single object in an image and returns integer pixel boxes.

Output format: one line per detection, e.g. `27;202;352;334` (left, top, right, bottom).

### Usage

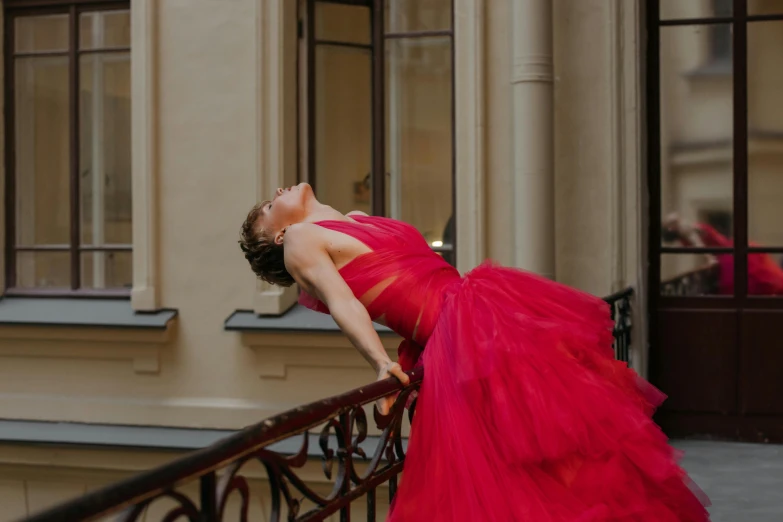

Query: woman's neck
302;202;348;224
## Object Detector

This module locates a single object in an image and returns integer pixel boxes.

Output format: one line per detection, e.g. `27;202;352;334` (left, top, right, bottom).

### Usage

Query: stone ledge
0;420;408;457
224;304;392;333
225;306;400;378
0;297;177;329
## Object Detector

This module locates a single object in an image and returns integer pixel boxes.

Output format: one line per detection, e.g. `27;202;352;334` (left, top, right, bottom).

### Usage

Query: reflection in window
700;209;733;239
660;254;725;296
659;23;733;247
386;36;453;250
710;0;732;63
747;252;783;296
748;20;783;249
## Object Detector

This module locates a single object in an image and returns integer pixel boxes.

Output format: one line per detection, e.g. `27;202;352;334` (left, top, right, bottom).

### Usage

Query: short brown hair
238;202;295;287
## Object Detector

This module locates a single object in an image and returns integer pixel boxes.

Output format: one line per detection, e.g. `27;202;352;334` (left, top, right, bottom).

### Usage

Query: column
510;0;555;278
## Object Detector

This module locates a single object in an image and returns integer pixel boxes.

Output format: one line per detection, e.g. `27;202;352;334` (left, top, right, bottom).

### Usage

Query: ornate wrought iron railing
21;288;634;522
605;286;634;364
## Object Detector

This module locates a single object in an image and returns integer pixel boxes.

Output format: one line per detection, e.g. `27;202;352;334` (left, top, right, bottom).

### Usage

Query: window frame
649;0;783;305
4;0;131;298
302;0;457;264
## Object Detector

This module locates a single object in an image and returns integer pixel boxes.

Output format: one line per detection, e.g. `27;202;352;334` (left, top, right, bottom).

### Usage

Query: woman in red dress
240;183;710;521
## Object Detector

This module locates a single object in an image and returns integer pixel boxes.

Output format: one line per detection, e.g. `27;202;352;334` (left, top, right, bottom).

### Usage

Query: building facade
0;0;780;519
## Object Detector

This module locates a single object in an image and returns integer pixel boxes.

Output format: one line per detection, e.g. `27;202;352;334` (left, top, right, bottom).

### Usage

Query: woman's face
255;182;315;244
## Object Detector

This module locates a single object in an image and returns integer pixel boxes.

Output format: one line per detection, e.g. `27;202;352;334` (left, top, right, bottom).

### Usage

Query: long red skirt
388;263;710;521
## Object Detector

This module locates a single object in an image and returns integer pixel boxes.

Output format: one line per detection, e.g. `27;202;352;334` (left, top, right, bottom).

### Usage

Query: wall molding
253;0;299;315
608;0;648;376
0;7;5;293
130;0;160;311
454;0;487;273
239;331;400;378
0;323;176;374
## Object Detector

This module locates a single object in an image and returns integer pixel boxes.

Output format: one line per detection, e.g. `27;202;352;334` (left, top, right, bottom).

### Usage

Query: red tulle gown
299;215;710;521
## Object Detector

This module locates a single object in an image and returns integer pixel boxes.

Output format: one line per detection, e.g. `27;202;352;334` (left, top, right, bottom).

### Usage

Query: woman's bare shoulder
346;210;368;217
284;222;326;246
282;223;329;277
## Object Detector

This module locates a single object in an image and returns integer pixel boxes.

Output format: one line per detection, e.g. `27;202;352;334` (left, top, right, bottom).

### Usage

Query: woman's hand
375;361;410;415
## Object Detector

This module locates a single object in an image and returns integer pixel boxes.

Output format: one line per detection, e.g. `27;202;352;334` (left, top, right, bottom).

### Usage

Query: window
302;0;455;264
4;1;132;296
653;0;783;298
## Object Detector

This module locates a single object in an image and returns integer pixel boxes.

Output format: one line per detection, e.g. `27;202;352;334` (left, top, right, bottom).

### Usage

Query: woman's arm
283;224;409;385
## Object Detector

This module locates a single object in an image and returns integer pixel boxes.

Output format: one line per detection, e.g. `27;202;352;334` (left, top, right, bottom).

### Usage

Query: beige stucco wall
552;0;615;296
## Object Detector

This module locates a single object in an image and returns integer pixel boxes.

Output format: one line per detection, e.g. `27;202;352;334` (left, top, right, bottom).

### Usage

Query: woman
240;183;709;522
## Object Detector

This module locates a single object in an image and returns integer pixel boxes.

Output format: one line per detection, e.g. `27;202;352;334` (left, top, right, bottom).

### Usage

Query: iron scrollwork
21;371;423;522
212;383;421;522
604;287;634;365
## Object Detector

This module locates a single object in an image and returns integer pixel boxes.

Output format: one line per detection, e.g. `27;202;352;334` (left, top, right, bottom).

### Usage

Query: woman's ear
274;227;286;245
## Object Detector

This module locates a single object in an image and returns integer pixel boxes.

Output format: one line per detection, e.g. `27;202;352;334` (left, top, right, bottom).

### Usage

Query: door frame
645;0;783;441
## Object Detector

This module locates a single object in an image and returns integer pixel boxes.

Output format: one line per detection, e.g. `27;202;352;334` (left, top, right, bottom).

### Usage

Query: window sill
0;298;178;374
2;288;131;298
0;419;407;461
225;304;392;334
225;305;400;378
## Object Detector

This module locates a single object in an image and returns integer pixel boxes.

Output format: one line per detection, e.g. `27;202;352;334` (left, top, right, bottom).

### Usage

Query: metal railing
21;288;634;522
605;286;634;364
660;263;720;296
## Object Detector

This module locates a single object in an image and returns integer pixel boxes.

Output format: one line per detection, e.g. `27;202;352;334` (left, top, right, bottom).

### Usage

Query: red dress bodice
298;215;460;369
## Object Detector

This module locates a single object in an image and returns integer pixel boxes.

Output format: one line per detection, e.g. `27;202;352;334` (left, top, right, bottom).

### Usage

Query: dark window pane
659;24;733;247
661;254;729;296
385;37;453;250
314;45;372;215
385;0;451;33
15;15;69;53
315;3;370;45
79;53;132;246
80;10;131;50
81;251;132;290
16;251;71;289
15;56;71;247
